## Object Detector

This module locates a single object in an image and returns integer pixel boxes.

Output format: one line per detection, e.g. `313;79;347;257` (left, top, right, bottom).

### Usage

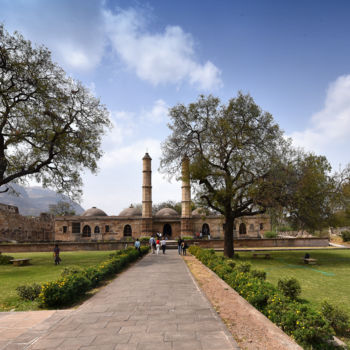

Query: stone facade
53;153;271;241
0;204;53;242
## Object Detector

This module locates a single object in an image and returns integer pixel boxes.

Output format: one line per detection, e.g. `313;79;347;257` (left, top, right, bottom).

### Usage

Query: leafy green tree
160;93;290;257
49;201;76;216
286;154;336;232
0;25;111;199
329;165;350;228
152;200;182;215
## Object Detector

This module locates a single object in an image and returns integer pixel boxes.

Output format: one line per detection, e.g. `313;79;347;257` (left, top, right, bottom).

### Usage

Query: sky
1;0;350;215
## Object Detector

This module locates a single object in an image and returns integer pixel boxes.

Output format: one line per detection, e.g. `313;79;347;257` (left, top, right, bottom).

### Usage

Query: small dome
82;207;108;217
192;208;208;217
155;207;179;217
118;206;142;217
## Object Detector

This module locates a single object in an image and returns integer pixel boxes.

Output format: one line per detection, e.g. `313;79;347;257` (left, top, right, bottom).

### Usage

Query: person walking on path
181;241;188;256
53;244;61;265
149;236;156;254
156;238;160;255
177;237;183;255
160;238;166;254
134;238;141;252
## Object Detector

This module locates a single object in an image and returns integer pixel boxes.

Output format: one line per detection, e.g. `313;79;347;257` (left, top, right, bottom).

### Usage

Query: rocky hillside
0;184;84;216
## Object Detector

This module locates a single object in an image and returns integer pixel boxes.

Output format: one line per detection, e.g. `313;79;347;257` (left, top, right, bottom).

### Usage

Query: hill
0;184;84;216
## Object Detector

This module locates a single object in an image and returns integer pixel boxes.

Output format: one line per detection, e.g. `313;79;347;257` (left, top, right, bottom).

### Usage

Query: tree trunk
224;216;234;258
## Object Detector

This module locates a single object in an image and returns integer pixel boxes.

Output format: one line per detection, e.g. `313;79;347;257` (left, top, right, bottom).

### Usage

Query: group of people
177;238;188;255
135;235;189;255
148;236;167;254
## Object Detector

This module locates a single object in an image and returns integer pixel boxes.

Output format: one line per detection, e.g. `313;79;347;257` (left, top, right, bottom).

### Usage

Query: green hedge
188;246;335;349
38;247;149;308
0;254;14;264
341;231;350;242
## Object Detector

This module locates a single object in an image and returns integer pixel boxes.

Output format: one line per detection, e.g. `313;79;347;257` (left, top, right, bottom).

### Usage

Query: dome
82;207;108;217
155;207;179;217
192;208;208;217
118;206;142;217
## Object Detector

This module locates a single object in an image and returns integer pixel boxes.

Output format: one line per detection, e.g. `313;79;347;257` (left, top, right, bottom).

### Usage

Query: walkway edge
183;254;302;350
182;253;241;350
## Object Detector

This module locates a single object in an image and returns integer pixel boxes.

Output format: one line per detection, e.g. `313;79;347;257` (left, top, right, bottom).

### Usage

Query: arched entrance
163;224;172;237
239;223;247;235
202;223;210;236
123;225;132;237
82;225;91;237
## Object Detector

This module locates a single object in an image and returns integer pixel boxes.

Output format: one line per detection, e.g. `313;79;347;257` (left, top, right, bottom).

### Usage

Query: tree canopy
0;25;111;199
161;93;291;257
49;200;76;216
285;154;336;232
160;93;344;256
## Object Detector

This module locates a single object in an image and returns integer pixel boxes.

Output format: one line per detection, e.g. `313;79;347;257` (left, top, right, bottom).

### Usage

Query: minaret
181;156;192;237
142;153;153;235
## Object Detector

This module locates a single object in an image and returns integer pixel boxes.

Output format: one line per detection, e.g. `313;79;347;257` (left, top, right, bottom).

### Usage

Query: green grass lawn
0;251;113;311
230;249;350;315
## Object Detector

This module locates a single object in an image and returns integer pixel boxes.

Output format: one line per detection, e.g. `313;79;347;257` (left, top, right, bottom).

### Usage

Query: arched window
202;223;210;236
82;225;91;237
260;223;264;230
163;224;172;237
94;226;100;234
123;225;132;237
249;224;254;231
239;223;247;235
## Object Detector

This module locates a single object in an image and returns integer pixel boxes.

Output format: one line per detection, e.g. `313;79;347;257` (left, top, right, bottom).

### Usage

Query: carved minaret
181;156;192;237
142;153;153;235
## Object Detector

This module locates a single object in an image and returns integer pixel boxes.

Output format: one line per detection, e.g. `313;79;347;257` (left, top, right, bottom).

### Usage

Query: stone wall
190;237;329;248
0;237;329;253
0;206;53;242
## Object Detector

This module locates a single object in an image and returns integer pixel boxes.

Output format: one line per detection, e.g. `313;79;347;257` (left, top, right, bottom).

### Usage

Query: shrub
251;269;266;280
60;266;83;276
236;262;251;273
264;231;278;238
226;259;236;269
182;236;193;240
277;278;301;300
277;226;293;232
341;231;350;242
139;236;150;242
321;300;349;335
0;254;14;264
39;273;91;307
16;283;42;301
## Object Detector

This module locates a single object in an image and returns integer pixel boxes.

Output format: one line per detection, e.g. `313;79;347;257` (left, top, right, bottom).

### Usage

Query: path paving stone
1;250;239;350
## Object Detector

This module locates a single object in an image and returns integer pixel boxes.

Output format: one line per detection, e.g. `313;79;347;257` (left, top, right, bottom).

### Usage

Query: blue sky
1;0;350;214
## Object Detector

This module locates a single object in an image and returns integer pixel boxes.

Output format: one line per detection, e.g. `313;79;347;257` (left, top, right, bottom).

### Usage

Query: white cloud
104;9;222;90
141;99;169;123
290;74;350;167
101;138;161;168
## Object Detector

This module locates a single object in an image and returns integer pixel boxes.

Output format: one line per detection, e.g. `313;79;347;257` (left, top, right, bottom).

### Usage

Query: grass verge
0;251;113;311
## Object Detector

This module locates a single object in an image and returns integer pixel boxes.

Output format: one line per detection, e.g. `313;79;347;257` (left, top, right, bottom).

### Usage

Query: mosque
54;153;271;241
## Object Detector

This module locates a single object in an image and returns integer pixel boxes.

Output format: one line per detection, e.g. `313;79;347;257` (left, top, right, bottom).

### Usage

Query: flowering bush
38;246;149;308
321;300;349;335
188;246;334;349
277;277;301;300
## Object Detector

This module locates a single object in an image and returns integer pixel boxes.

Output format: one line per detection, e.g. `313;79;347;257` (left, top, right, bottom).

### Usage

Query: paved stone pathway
1;250;239;350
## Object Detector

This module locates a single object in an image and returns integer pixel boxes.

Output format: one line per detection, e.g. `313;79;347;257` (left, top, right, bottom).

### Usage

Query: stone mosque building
54;153;271;241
